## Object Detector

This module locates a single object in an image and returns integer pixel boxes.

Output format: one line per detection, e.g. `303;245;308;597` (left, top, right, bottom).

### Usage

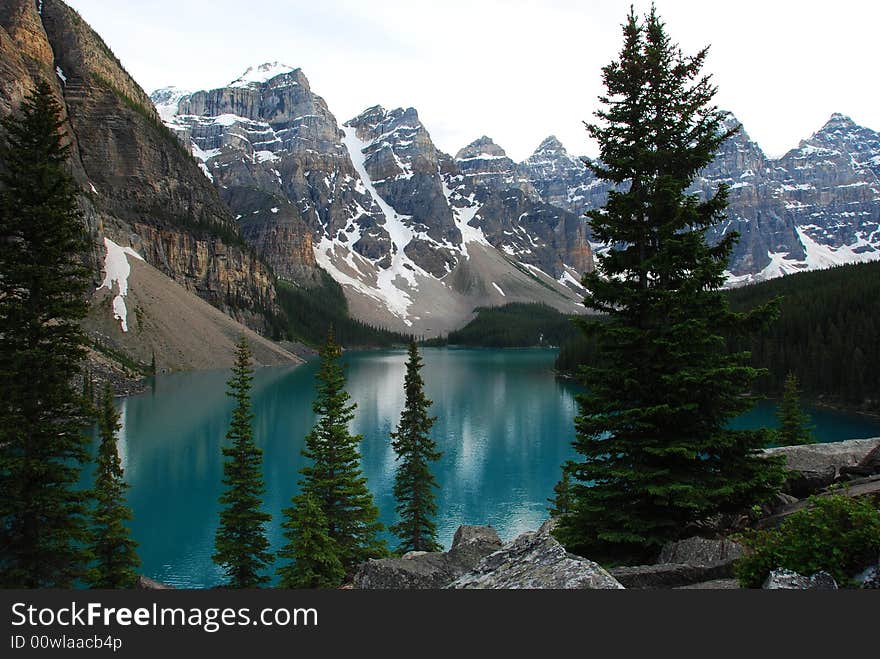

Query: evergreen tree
390;342;442;554
556;8;785;563
212;337;272;588
0;81;92;587
82;367;96;416
276;493;344;589
86;385;140;588
295;330;386;573
549;462;574;517
776;373;815;446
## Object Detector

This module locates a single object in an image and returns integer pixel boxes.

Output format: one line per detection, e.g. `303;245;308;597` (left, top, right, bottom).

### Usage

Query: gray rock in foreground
854;565;880;589
764;438;880;497
605;536;745;589
762;569;839;590
449;530;624;589
352;525;502;589
611;562;735;589
658;536;744;566
675;579;741;590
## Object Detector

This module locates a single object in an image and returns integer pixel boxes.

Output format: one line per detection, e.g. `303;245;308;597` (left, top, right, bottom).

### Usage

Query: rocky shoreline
351;437;880;590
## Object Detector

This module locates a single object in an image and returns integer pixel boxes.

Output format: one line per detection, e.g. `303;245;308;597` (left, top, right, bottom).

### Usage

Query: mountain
154;70;589;335
0;0;296;377
155;59;880;329
519;113;880;284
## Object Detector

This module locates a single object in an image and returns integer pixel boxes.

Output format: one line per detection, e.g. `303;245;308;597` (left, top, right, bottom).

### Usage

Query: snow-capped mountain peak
229;62;298;88
534;135;566;155
151;86;190;123
456;136;508;161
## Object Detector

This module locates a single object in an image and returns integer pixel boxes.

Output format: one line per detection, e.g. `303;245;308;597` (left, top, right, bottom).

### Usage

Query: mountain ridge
152;60;880;319
154;64;590;335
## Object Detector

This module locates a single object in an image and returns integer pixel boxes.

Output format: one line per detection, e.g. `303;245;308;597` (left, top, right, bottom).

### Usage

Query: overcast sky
64;0;879;161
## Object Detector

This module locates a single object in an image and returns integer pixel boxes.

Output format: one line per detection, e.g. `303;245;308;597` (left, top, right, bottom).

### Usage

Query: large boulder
675;579;741;590
352;553;457;590
352;525;502;589
764;437;880;497
839;444;880;481
762;569;838;590
607;536;745;589
658;537;744;566
449;530;624;589
855;566;880;589
610;562;734;589
448;525;503;568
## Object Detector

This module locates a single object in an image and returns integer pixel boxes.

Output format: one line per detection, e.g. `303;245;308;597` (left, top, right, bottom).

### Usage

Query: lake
89;348;880;588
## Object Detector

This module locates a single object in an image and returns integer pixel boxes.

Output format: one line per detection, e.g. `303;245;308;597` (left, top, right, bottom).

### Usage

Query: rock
611;562;734;589
762;569;839;590
809;571;840;590
838;443;880;481
352;553;458;590
537;517;561;536
855;566;880;589
658;537;744;566
447;525;503;567
784;466;838;498
449;531;623;589
769;493;800;511
136;575;174;590
352;525;502;589
675;579;741;590
764;438;880;497
401;551;429;560
762;569;811;589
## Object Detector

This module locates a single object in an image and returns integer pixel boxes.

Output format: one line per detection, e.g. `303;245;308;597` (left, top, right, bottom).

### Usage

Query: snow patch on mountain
99;238;144;333
441;178;489;253
151;87;189;123
796;225;879;268
336;126;434;324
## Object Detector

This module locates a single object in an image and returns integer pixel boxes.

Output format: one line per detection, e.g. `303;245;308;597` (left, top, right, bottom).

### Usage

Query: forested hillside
726;261;879;410
557;262;880;412
425;303;580;348
275;273;413;348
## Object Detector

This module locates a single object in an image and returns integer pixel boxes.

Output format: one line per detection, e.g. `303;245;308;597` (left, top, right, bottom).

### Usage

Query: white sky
64;0;879;161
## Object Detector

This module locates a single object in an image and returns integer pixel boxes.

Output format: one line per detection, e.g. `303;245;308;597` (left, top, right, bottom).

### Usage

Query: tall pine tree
276;493;344;589
390;342;441;554
0;81;92;587
290;329;386;575
776;373;815;446
213;337;272;588
555;8;784;563
86;385;140;588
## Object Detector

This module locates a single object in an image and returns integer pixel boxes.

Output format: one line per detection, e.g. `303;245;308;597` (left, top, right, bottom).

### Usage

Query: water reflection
92;349;581;587
91;348;880;588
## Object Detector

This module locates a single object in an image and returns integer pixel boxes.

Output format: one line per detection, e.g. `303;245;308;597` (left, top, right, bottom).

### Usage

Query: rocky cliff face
0;0;279;336
155;70;589;334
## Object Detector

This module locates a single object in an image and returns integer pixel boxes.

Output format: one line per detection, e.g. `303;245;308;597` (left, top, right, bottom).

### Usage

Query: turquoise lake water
89;348;880;588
